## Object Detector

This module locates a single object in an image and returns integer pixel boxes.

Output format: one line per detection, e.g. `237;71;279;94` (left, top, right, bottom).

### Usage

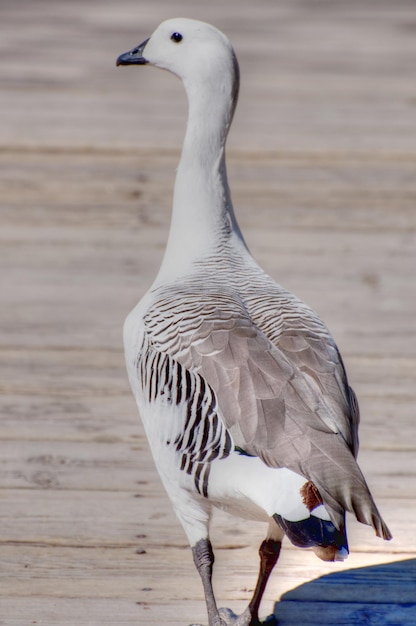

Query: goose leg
191;536;281;626
192;537;226;626
219;539;282;626
248;539;281;624
218;538;281;626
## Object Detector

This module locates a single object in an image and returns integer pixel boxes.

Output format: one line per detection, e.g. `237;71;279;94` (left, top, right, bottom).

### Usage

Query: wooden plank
275;601;416;626
1;1;416;625
275;559;416;624
1;439;415;496
278;558;416;603
2;486;414;552
1;0;416;154
0;598;204;626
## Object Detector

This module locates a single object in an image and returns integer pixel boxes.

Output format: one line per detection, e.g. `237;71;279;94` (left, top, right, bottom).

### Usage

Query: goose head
117;18;239;116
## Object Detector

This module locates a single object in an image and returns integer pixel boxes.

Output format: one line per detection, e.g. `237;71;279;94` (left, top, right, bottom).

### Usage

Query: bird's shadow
272;558;416;625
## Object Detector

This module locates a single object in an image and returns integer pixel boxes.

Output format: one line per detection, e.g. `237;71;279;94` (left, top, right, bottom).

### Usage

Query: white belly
207;451;331;523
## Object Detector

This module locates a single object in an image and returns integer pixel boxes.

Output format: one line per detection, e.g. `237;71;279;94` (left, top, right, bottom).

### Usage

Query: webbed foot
218;608;251;625
190;608;277;626
189;618;227;626
218;608;277;626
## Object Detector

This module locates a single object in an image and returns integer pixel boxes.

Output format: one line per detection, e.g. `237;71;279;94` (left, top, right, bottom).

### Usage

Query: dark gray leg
192;537;226;626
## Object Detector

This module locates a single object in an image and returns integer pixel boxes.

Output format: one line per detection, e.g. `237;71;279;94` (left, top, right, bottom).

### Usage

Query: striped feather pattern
139;256;390;540
137;335;232;497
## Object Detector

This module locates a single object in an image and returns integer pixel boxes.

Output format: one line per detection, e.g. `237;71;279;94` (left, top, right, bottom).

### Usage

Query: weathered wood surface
1;1;416;625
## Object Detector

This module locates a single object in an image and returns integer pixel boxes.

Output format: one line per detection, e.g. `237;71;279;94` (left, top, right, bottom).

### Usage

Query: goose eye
170;32;183;43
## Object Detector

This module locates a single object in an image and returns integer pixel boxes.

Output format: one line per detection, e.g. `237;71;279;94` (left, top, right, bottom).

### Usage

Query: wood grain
1;1;415;624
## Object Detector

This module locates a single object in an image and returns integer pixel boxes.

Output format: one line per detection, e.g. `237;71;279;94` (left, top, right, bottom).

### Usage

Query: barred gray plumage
139;266;382;534
137;334;232;496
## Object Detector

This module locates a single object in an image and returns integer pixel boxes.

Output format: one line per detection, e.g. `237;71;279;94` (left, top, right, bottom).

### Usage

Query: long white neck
154;59;249;284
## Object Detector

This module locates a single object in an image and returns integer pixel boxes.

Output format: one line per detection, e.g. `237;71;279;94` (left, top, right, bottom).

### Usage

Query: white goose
117;18;391;626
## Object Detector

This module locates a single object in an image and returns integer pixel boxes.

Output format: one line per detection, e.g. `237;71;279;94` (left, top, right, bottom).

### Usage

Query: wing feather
143;284;390;538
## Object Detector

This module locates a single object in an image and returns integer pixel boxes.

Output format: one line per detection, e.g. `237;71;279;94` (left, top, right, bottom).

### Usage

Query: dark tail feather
273;513;349;557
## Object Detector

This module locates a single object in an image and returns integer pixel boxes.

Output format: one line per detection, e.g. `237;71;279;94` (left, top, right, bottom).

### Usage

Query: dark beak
116;38;150;66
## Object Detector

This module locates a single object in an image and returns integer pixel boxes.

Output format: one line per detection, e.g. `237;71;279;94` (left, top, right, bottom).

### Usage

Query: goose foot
189;618;227;626
218;607;277;626
189;608;277;626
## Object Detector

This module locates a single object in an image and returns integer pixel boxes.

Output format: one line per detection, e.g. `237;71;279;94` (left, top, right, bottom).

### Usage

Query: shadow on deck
274;558;416;625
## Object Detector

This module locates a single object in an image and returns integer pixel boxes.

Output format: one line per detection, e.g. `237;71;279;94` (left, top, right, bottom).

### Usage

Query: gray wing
246;292;361;457
144;286;390;538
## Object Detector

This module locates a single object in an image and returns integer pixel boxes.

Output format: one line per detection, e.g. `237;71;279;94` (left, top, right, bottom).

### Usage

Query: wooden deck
1;1;415;625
